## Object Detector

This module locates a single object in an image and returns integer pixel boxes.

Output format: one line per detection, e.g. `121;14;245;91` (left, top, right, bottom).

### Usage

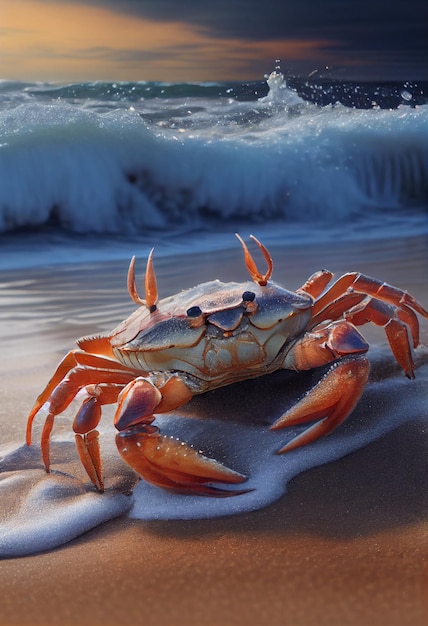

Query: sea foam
0;83;427;235
1;346;427;557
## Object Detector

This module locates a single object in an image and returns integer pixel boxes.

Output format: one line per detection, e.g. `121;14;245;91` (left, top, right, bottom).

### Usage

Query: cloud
7;0;428;80
44;0;427;46
39;0;428;74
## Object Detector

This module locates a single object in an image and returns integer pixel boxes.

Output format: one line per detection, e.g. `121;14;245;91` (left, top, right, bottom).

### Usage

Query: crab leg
75;431;103;492
345;299;418;378
297;270;333;299
28;361;137;484
26;350;140;444
41;365;135;420
302;271;427;379
310;294;418;378
346;299;419;347
312;272;428;318
26;350;80;444
42;378;136;491
71;383;127;491
308;291;368;329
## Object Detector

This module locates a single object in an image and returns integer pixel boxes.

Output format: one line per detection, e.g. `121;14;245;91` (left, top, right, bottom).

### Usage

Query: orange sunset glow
1;0;332;82
1;0;427;82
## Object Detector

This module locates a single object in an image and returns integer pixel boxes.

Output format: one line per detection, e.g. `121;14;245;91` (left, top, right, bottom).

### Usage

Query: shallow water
0;233;427;557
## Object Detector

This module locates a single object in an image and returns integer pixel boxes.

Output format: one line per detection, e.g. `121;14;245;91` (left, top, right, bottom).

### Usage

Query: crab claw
116;424;248;496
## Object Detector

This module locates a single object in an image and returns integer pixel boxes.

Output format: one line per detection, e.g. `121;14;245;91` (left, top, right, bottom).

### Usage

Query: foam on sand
1;345;427;557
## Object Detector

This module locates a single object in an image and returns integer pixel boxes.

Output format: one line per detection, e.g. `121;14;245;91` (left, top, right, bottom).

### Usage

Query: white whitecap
0;99;427;235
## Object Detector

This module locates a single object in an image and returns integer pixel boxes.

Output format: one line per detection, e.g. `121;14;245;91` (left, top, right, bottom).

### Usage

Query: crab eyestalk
127;248;158;312
235;233;273;286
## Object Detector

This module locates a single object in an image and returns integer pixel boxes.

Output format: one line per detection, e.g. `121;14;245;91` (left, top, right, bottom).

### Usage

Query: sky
1;0;427;83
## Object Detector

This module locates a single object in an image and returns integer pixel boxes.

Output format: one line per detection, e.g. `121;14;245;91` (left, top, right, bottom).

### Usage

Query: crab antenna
127;249;158;312
235;233;273;286
144;248;158;312
127;256;145;306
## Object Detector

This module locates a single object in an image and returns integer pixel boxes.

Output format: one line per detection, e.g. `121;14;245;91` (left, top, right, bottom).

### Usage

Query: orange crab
27;235;428;495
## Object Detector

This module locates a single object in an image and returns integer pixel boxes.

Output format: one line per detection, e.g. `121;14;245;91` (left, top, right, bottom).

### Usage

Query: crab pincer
116;424;248;496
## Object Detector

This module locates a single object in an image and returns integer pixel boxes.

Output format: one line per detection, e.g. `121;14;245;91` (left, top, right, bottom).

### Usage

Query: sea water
0;71;427;268
0;71;427;556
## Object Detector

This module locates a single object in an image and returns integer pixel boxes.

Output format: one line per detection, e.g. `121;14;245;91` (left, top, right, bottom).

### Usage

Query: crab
26;234;428;495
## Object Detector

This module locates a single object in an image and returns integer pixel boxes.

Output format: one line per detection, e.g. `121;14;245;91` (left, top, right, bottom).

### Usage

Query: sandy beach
0;234;427;626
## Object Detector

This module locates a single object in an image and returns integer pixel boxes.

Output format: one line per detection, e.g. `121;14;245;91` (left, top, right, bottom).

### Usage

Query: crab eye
186;305;203;318
186;305;205;328
242;291;257;314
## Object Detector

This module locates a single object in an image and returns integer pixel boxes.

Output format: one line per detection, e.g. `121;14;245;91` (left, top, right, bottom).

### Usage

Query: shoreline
0;219;427;271
0;233;427;625
1;422;427;626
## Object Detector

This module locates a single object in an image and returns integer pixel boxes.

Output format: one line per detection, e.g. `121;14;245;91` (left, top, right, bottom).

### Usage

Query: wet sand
0;234;427;626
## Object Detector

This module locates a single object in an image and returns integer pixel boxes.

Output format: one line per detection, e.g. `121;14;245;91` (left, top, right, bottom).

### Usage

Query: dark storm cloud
43;0;427;44
41;0;428;76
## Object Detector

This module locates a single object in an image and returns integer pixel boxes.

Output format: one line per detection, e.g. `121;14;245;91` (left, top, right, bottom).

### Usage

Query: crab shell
97;279;313;389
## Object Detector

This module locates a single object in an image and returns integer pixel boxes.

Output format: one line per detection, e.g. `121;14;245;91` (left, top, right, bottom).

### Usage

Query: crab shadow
3;345;426;556
135;419;427;542
128;346;428;542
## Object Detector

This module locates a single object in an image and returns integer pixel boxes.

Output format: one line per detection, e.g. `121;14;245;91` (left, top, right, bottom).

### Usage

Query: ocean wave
0;79;427;235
